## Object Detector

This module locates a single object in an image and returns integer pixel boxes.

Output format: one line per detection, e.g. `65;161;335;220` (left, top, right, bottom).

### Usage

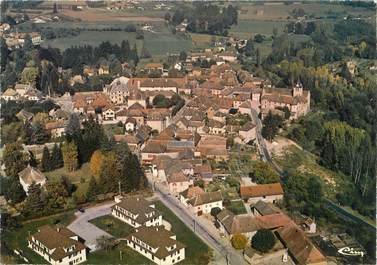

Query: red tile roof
240;183;283;199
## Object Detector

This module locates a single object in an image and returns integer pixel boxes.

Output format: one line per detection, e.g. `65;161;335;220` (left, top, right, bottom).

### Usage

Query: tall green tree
51;143;64;169
61;141;78;172
81;116;105;162
261;112;284;141
252;229;276;253
3;142;28;178
23;183;45;215
41;146;51;172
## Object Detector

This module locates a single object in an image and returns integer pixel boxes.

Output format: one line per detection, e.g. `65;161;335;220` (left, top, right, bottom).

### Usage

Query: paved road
250;108;283;175
150;178;246;265
67;202;116;251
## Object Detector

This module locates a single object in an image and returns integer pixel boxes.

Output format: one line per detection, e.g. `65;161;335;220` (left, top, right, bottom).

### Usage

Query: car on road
78;208;85;213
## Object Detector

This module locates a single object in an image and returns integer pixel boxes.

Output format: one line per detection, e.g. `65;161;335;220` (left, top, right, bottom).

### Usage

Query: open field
45;162;92;184
235;2;374;21
230;20;287;38
272;143;340;193
60;9;165;22
85;241;153;265
39;22;192;55
2;211;75;264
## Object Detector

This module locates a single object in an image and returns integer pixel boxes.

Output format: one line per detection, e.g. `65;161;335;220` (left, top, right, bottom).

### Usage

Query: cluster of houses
111;195;186;265
4;45;317;265
1;84;43;101
0;31;42;50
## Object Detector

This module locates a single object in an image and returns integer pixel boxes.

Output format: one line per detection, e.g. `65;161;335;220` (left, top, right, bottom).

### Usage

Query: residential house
167;171;191;195
238;101;252;116
217;209;291;240
24;89;43;101
240;183;284;204
146;109;171;133
1;88;19;101
207;119;226;135
125;117;137;132
111;196;163;228
18;165;46;194
16;109;34;123
45;120;66;138
144;63;164;73
15;83;32;97
261;83;310;120
98;65;109;75
113;134;141;152
180;187;223;216
102;106;116;121
139;78;178;93
238;122;256;144
276;222;327;265
197;135;229;161
106;76;130;105
193;164;213;183
28;225;87;265
252;200;282;217
126;226;185;265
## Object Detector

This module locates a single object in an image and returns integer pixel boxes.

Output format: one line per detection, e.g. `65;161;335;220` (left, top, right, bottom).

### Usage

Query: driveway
67;201;116;251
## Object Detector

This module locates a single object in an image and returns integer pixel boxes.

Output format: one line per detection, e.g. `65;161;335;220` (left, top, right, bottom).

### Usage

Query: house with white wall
126;226;185;265
28;225;87;265
111;196;163;228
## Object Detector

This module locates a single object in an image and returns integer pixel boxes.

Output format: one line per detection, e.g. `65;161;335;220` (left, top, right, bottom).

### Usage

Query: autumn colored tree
61;141;78;172
86;176;98;201
90;150;104;178
231;234;248;250
97;151;119;193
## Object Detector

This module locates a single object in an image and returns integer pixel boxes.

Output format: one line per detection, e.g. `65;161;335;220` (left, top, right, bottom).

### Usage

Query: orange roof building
240;183;284;204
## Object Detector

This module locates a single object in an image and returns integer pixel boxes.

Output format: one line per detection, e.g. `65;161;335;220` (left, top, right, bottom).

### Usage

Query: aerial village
1;1;374;265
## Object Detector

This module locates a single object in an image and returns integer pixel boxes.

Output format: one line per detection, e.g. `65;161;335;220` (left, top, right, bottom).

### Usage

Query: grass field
154;201;213;265
45;162;92;200
272;145;340;195
85;241;153;265
230;20;287;38
45;162;92;184
40;22;192;56
2;211;75;264
89;215;134;238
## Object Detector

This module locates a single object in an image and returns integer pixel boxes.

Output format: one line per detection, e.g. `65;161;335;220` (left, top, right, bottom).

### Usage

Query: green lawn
154;201;213;265
230;20;287;38
45;163;92;184
85;241;153;265
2;211;75;264
226;200;247;215
89;215;134;238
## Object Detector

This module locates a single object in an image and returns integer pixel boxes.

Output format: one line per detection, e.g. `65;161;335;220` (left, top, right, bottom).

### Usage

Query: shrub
252;229;276;253
231;234;248;249
210;207;222;217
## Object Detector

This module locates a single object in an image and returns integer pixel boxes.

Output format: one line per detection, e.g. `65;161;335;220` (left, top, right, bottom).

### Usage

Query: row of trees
169;3;238;36
62;40;139;74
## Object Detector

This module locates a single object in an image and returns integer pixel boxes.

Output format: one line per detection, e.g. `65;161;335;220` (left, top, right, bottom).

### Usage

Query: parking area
67;202;116;250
